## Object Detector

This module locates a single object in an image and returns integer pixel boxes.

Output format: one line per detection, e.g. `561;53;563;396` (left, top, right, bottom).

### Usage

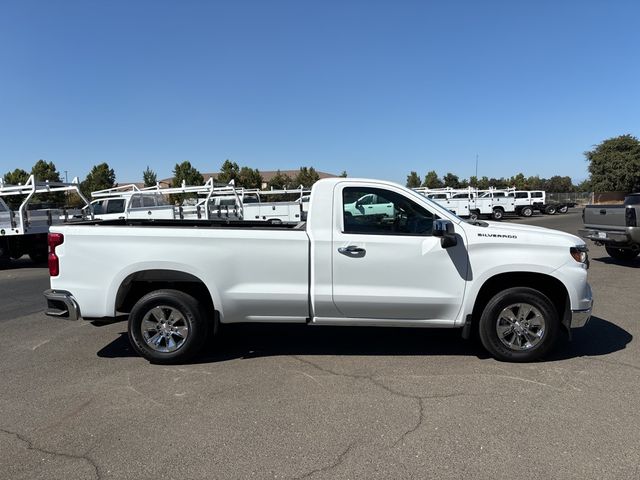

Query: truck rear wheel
520;206;533;217
491;208;504;220
545;205;557;215
478;287;559;362
605;246;639;261
128;289;209;364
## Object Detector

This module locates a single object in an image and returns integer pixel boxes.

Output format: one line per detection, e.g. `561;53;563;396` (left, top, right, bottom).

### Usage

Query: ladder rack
0;175;92;234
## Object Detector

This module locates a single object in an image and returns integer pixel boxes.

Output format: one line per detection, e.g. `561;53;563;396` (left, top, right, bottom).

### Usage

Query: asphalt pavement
0;209;638;480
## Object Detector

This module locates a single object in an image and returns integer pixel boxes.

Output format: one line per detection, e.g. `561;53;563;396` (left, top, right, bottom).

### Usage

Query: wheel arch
470;271;569;328
115;269;217;318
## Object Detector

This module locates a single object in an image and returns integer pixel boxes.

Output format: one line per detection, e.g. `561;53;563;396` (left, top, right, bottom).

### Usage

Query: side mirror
433;219;458;248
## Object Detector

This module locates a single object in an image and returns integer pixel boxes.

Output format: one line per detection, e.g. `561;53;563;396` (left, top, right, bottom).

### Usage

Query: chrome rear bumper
43;289;81;321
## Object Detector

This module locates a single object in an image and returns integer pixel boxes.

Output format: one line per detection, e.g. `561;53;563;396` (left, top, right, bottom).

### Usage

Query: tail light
48;233;64;276
626;207;637;227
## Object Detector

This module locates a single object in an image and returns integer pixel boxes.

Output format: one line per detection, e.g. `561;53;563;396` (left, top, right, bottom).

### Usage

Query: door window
343;187;436;235
106;199;125;214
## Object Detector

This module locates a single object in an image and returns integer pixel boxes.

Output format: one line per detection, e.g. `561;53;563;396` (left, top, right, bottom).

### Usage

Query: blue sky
1;0;638;184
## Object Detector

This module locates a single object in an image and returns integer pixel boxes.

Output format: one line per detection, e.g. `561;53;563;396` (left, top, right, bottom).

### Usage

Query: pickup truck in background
44;178;593;364
579;193;640;261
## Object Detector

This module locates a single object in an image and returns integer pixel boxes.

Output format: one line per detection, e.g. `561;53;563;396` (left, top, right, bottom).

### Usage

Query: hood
465;220;585;247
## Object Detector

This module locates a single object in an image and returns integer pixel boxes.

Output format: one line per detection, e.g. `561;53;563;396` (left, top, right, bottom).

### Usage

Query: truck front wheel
478;287;559;362
605;246;639;261
128;289;209;364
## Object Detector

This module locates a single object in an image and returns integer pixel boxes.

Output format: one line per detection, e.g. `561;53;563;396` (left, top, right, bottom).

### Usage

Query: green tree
81;163;116;197
576;179;592;192
488;177;508;189
477;176;490;189
237;166;263;189
586;134;640;193
510;173;527;190
406;171;421;188
339;170;348;178
170;161;204;203
217;160;240;184
293;166;320;188
143;166;157;187
526;175;544;190
31;159;62;182
3;168;29;185
2;168;30;208
458;178;469;188
31;159;64;204
443;172;460;188
544;175;574;193
422;170;443;188
267;170;294;189
172;161;204;187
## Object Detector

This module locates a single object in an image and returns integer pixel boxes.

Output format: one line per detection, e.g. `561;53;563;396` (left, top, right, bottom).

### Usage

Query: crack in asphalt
0;427;101;480
290;355;503;452
293;441;357;480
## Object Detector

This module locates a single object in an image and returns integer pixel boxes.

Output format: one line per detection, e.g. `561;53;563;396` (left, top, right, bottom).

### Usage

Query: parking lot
1;210;638;480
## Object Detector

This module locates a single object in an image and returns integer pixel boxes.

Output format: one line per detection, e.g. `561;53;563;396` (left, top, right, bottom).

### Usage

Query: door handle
338;245;366;258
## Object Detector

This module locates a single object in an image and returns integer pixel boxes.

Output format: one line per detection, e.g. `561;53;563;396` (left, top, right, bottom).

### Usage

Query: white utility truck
414;187;515;220
0;175;91;264
44;178;592;364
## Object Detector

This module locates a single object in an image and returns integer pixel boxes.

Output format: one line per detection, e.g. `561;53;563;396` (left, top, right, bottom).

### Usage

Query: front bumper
570;307;592;328
43;289;81;321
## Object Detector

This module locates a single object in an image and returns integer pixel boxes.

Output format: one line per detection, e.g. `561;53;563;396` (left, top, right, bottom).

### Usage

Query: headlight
570;245;589;266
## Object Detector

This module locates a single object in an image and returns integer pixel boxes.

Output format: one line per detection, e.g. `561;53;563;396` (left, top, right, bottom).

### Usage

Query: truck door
332;185;467;321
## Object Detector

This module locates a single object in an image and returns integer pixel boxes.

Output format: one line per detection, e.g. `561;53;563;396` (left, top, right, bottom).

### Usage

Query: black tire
478;287;559;362
128;289;210;364
545;205;557;215
492;208;504;221
520;206;533;217
469;211;479;221
605;245;640;261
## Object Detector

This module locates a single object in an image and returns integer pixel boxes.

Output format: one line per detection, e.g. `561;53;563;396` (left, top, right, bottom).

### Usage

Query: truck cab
88;193;176;221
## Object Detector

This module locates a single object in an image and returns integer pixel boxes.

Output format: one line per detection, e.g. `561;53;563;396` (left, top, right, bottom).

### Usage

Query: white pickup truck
44;178;593;364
